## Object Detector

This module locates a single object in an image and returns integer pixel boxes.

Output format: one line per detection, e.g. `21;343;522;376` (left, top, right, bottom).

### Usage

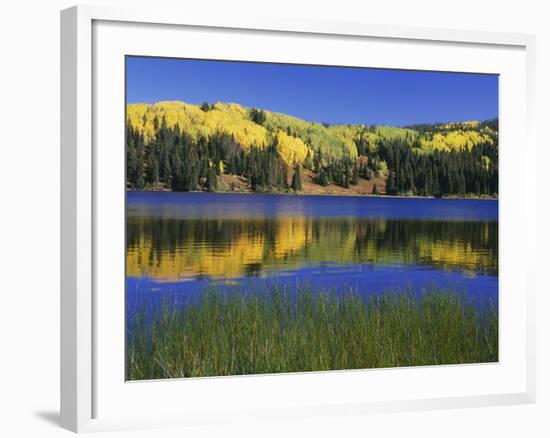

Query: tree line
127;115;291;193
127;114;498;197
378;140;498;197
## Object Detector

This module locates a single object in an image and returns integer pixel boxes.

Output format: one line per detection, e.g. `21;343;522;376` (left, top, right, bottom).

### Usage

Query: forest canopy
126;101;498;197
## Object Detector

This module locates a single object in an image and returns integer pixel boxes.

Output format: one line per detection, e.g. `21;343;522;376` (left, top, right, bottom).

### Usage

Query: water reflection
127;214;498;282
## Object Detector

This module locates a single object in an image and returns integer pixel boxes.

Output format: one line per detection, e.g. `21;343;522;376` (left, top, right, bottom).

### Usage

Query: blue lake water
126;192;498;317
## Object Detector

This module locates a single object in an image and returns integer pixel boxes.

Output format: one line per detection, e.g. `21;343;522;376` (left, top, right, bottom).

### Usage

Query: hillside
126;101;498;197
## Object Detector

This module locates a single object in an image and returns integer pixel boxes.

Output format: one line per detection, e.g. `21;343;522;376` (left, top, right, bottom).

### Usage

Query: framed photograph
61;5;536;433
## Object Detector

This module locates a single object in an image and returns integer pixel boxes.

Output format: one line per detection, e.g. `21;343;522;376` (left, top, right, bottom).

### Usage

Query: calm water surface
126;192;498;314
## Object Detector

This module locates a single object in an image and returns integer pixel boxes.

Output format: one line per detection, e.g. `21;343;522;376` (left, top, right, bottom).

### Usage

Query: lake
126;192;498;317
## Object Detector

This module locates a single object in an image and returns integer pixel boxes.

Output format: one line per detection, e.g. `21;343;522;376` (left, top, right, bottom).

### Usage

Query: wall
0;1;547;437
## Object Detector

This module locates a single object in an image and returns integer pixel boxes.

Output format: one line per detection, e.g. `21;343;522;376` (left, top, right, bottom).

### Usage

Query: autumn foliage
126;100;498;197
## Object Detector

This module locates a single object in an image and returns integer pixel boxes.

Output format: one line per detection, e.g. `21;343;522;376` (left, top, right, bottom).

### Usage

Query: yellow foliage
126;217;311;280
264;111;357;159
127;217;497;281
420;130;494;151
441;121;480;130
326;125;362;157
275;131;312;165
416;239;492;274
127;101;496;161
127;101;268;151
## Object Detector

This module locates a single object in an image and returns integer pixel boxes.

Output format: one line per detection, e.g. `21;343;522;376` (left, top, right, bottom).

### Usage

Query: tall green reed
127;284;498;381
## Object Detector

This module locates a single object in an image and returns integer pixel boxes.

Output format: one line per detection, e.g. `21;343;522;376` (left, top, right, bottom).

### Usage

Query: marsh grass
126;285;498;380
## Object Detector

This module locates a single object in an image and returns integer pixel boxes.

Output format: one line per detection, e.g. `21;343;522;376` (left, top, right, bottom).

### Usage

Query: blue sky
126;56;498;126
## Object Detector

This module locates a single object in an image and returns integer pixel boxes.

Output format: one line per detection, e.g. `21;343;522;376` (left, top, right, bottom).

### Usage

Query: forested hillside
126;101;498;197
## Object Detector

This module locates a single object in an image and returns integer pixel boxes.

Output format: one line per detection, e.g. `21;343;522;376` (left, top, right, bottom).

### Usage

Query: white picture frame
60;4;537;433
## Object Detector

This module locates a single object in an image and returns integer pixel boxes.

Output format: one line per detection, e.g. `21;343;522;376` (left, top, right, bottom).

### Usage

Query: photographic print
125;57;498;381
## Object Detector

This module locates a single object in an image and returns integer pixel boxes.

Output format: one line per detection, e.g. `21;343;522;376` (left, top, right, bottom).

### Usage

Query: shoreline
126;189;498;201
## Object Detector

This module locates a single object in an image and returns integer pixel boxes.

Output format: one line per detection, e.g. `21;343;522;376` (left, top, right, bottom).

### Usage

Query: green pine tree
351;166;359;185
206;167;218;192
291;164;303;192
